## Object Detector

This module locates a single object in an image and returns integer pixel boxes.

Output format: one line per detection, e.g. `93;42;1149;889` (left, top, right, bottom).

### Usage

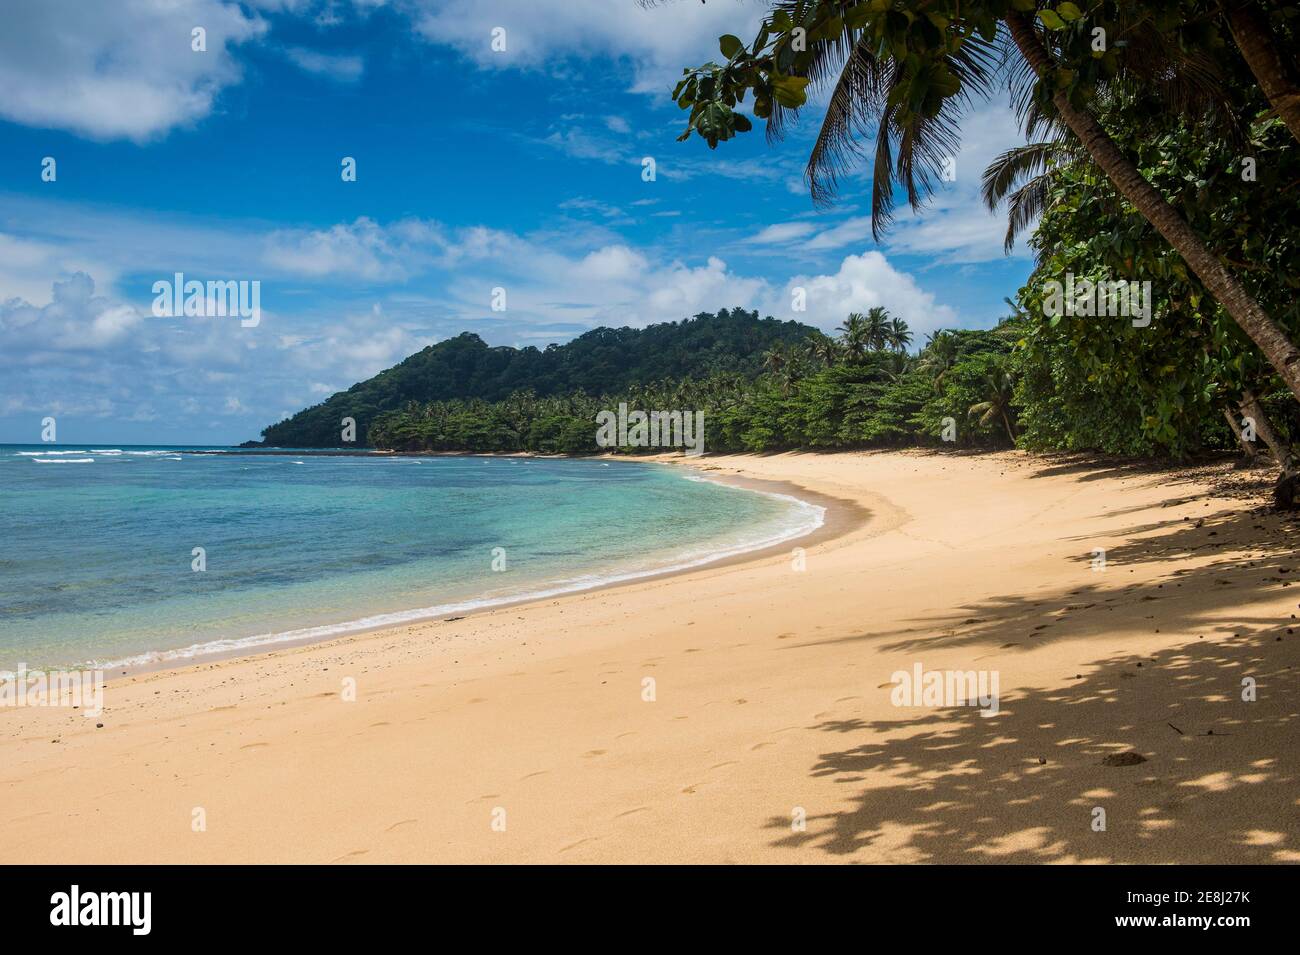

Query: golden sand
1;450;1295;863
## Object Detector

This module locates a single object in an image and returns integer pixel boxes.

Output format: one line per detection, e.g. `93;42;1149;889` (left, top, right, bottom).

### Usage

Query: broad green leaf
1038;9;1067;30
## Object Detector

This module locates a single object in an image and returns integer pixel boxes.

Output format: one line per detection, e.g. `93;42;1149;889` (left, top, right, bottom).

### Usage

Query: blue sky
0;0;1032;445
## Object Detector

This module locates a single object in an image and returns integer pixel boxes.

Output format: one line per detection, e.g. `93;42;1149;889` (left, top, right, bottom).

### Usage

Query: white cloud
405;0;763;94
769;252;958;340
746;222;819;245
0;206;963;438
0;233;119;306
263;217;448;280
0;0;267;141
285;46;364;82
0;273;143;355
880;99;1031;263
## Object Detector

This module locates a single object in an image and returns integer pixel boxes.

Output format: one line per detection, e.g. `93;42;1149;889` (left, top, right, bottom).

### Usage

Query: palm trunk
1001;408;1017;446
1223;406;1258;462
1225;3;1300;145
1005;14;1300;405
1240;388;1297;474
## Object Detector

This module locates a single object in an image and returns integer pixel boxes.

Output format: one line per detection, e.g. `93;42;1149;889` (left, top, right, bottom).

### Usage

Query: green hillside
254;308;818;447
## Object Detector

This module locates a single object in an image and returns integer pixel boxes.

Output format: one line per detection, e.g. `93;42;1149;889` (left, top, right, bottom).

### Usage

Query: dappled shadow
765;631;1299;863
804;499;1299;657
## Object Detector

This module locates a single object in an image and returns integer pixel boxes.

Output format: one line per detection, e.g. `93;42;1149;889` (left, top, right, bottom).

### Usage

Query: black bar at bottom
0;864;1286;939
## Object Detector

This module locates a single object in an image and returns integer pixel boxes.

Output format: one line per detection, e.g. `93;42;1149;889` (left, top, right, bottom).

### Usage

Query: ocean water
0;447;822;671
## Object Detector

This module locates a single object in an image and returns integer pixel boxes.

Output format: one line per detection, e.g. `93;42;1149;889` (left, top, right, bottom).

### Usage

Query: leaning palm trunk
1224;3;1300;145
1006;14;1300;407
1222;406;1258;464
1239;389;1297;474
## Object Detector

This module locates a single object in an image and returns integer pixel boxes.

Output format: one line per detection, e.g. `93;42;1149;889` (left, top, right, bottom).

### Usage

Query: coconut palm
658;1;1300;409
919;331;960;393
836;313;870;362
887;317;912;353
762;342;788;376
804;332;841;367
1222;3;1300;145
969;365;1018;446
862;306;891;351
980;138;1074;253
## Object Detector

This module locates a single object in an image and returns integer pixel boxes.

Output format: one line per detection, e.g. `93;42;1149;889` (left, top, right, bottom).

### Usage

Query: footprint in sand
615;807;649;819
559;837;599;854
707;761;738;772
240;742;270;750
750;741;775;751
584;749;607;758
520;770;550;781
385;819;417;833
330;849;370;863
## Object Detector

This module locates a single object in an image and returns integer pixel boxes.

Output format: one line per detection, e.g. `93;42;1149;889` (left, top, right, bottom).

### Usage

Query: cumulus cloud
0;0;267;141
259;215;956;337
0;269;435;436
0;208;962;438
768;252;958;339
0;273;143;356
404;0;763;94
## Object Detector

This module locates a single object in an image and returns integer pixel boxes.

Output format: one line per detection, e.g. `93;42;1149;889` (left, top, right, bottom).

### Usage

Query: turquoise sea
0;447;822;671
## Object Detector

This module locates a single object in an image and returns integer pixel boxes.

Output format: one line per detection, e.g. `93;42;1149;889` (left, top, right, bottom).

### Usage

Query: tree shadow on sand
805;501;1300;657
766;633;1298;862
764;502;1300;862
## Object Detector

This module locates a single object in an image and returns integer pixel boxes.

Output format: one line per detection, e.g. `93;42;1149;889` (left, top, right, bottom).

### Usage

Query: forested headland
255;2;1300;491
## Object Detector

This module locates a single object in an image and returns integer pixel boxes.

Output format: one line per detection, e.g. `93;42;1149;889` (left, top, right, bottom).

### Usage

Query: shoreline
90;457;862;682
3;448;1296;864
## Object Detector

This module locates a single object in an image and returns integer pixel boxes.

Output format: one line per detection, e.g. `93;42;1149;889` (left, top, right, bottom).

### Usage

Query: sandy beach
1;449;1296;864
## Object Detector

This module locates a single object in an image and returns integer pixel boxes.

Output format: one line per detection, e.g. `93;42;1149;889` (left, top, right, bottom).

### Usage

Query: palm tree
969;365;1018;446
804;332;841;367
1222;3;1300;146
836;313;870;362
762;342;788;376
980;137;1080;253
879;349;914;382
862;306;891;351
918;331;960;394
887;317;912;353
658;2;1300;410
